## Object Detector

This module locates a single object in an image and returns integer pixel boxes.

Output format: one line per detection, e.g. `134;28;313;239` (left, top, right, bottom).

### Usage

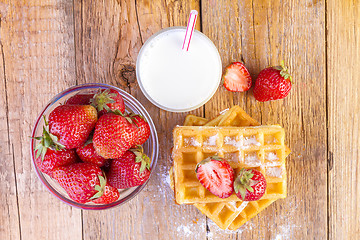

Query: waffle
169;165;277;230
172;125;287;204
185;106;291;157
183;115;208;126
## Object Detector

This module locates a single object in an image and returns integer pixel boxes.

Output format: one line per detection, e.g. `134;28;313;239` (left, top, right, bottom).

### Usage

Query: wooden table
0;0;359;239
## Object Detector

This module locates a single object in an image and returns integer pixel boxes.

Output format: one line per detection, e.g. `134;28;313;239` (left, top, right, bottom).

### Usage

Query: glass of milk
136;27;222;112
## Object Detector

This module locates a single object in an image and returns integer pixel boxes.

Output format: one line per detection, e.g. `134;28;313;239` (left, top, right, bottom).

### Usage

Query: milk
136;27;222;112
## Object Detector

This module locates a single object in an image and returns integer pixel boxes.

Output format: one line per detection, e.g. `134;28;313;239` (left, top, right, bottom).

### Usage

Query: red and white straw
182;10;198;51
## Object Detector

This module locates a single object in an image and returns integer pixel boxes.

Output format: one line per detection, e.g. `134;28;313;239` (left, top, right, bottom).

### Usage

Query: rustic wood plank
328;0;360;239
75;0;207;239
0;0;82;239
202;0;327;239
0;4;21;239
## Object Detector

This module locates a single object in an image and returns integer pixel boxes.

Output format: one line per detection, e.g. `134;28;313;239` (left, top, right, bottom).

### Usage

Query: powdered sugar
267;152;279;161
243;136;261;147
184;137;200;146
204;134;218;146
244;152;261;166
224;136;242;148
266;167;283;178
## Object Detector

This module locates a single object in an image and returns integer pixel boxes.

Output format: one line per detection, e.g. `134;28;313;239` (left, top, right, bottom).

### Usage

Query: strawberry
93;112;139;159
48;104;98;149
76;142;107;167
107;147;151;189
91;182;120;204
90;89;125;116
52;162;105;203
253;61;292;102
131;114;150;146
223;62;252;92
35;148;78;176
234;168;267;201
195;156;234;198
33;116;78;176
65;93;94;105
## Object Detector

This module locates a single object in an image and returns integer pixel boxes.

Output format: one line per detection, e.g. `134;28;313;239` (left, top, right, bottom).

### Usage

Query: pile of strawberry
33;89;152;204
195;156;267;201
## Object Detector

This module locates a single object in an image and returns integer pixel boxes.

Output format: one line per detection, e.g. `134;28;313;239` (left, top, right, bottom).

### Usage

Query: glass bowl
30;83;159;210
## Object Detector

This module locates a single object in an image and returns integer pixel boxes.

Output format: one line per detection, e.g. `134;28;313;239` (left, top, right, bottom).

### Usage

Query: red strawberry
76;142;107;167
253;61;292;102
35;148;78;176
48;105;98;149
195;156;234;198
33;116;78;176
234;168;267;201
107;148;151;189
92;182;120;204
131;115;150;146
223;62;252;92
90;89;125;116
52;162;104;203
65;93;94;105
93;112;139;159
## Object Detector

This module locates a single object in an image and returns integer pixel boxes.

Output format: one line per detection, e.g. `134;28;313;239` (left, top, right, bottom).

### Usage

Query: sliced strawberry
223;62;252;92
195;156;234;198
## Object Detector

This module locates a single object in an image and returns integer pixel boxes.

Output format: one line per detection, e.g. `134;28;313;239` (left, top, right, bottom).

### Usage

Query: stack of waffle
170;106;290;230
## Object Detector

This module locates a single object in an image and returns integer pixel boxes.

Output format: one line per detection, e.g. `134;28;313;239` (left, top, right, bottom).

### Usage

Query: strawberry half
195;156;234;199
223;62;252;92
253;61;292;102
234;168;267;201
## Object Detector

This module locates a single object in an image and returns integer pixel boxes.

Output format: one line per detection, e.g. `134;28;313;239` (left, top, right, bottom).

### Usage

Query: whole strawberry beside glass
31;83;158;210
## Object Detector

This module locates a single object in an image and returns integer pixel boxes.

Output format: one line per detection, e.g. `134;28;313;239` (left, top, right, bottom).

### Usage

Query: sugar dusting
204;134;218;146
244;152;261;166
243;136;261;147
266;167;283;178
224;136;242;148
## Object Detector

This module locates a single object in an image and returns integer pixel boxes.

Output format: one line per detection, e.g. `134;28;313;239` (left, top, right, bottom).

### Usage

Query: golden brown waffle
169;166;277;230
172;126;287;205
185;106;291;157
183;115;209;126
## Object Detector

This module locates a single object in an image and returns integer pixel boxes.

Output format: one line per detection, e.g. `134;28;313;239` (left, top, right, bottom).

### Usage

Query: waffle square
172;125;287;205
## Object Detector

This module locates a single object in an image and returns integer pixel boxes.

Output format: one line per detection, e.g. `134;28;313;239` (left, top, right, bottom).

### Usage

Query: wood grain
328;0;360;239
75;1;206;239
0;0;82;239
0;0;359;239
202;0;327;239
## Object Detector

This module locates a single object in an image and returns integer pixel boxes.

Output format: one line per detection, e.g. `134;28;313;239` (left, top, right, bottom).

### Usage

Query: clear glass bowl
30;83;159;210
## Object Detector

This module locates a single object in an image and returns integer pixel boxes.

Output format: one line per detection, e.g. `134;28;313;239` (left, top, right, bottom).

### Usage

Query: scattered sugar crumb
177;225;192;236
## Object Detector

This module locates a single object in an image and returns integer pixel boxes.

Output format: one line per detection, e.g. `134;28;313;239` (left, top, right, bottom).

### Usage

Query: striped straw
182;10;198;51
